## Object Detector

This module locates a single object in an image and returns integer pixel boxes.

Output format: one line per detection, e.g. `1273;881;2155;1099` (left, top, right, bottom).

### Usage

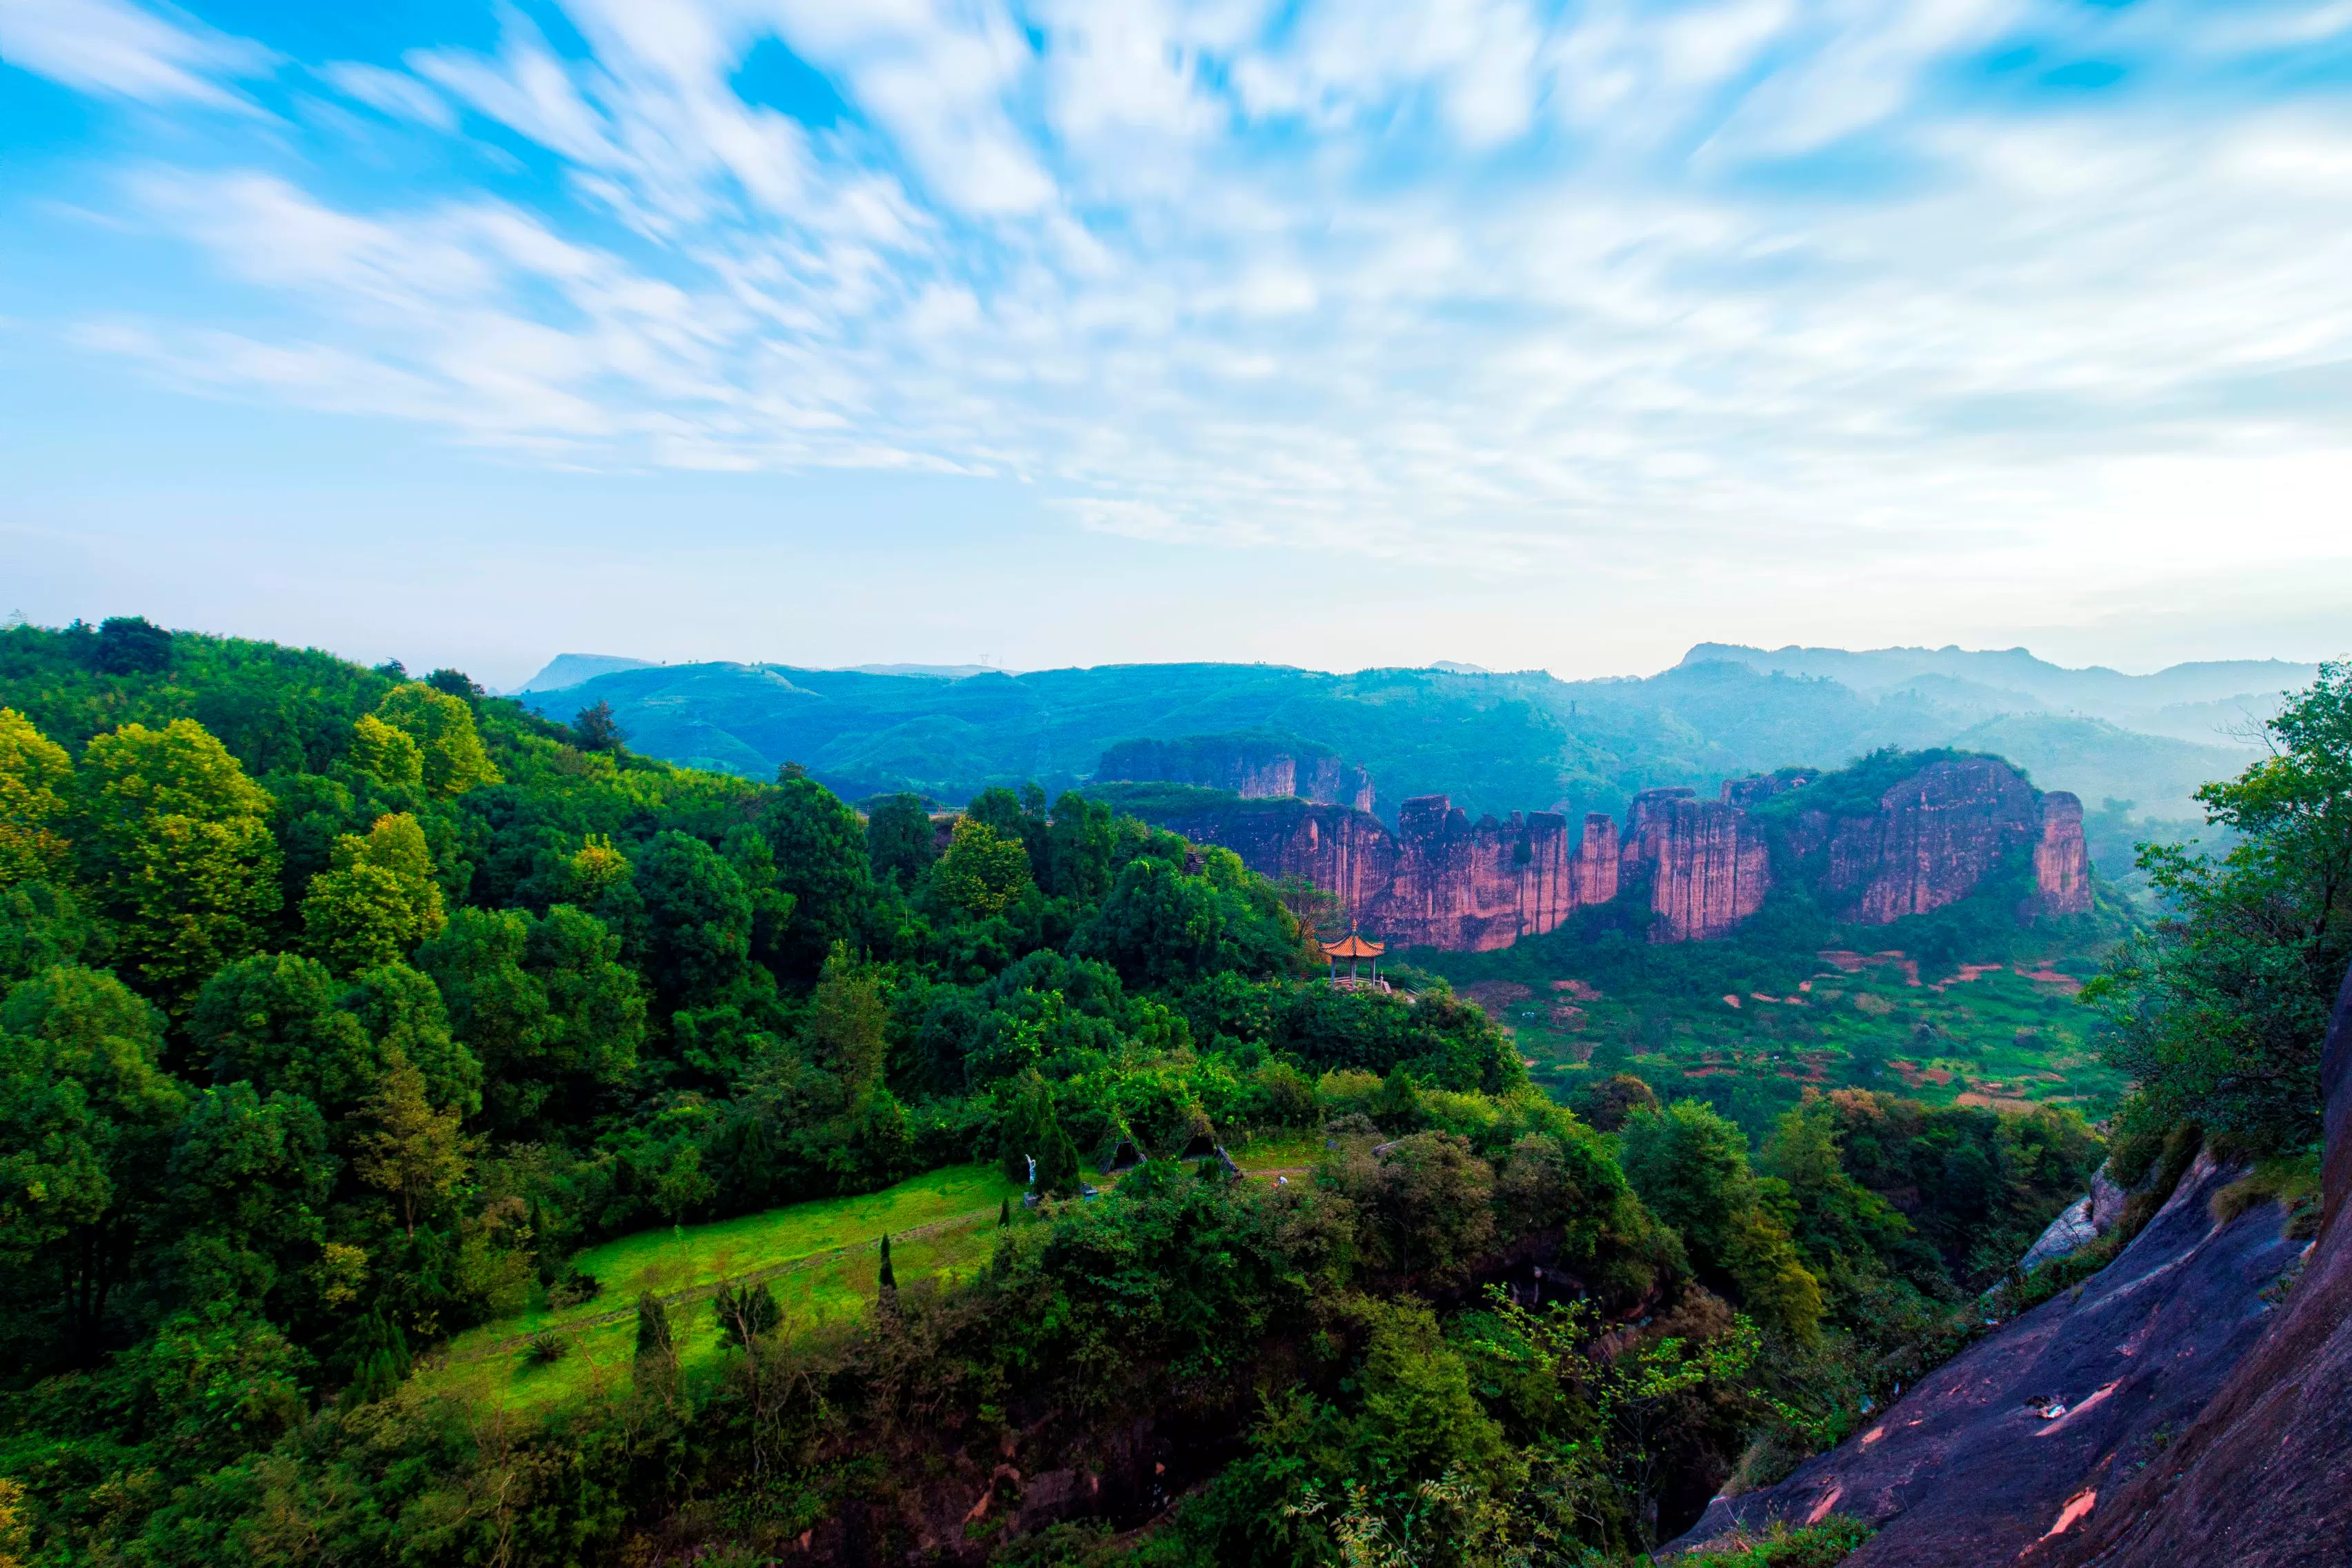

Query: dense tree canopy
0;620;2127;1568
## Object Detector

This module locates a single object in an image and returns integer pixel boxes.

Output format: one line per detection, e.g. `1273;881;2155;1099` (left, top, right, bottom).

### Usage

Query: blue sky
6;0;2352;687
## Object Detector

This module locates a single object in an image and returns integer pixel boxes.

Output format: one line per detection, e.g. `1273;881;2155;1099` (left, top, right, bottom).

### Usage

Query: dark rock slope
2037;966;2352;1568
1663;1152;2307;1565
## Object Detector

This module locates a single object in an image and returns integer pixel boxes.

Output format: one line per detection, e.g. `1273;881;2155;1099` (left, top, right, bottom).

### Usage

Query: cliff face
1097;733;1374;812
1788;756;2050;923
1159;796;1617;952
1377;797;1620;950
2031;791;2091;918
1626;789;1772;941
1142;750;2090;952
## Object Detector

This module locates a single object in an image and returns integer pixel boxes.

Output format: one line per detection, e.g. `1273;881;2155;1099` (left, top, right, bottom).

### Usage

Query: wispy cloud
0;0;272;109
18;0;2352;600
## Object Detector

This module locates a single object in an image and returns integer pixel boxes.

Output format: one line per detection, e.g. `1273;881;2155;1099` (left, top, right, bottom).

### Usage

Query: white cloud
36;0;2352;629
319;61;455;130
0;0;271;108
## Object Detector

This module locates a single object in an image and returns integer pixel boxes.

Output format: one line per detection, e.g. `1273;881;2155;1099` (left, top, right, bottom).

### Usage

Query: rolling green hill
519;651;2260;833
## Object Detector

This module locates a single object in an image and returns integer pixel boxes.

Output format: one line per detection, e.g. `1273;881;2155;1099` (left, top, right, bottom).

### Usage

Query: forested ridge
0;617;2200;1568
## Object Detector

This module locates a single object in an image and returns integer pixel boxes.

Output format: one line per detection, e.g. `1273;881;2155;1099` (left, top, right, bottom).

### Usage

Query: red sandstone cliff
1097;734;1374;812
1147;752;2089;952
1375;796;1620;950
1155;796;1617;952
1626;789;1773;941
2031;791;2091;917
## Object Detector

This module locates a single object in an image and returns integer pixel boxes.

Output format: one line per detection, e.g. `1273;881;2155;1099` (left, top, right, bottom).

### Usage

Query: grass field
415;1164;1023;1414
1457;949;2126;1138
414;1143;1326;1414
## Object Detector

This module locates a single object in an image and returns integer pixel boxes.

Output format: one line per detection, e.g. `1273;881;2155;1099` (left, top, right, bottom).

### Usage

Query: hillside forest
0;617;2346;1568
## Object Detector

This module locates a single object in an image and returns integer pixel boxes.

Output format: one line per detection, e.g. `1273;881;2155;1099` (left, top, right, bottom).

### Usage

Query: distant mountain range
512;646;2304;869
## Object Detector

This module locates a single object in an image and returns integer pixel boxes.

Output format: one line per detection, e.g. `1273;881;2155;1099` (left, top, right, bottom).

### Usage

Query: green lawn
414;1163;1022;1414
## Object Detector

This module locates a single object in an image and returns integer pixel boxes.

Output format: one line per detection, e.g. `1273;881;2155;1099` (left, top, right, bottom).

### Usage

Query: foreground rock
1662;1152;2305;1566
2035;965;2352;1568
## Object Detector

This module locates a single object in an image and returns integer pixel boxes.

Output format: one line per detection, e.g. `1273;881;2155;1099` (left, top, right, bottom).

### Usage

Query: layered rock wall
2031;792;2091;917
1626;789;1772;941
1804;756;2045;923
1137;751;2091;951
1097;734;1374;812
1377;797;1620;949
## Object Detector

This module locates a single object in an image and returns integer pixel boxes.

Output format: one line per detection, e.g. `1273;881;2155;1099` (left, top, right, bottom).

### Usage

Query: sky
5;0;2352;690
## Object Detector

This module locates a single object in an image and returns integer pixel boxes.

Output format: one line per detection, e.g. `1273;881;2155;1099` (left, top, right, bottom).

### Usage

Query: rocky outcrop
2032;791;2091;918
1377;797;1621;950
1664;1152;2306;1566
1136;750;2090;952
1155;796;1617;952
2035;963;2352;1568
1097;733;1374;812
1782;757;2045;923
1626;789;1773;941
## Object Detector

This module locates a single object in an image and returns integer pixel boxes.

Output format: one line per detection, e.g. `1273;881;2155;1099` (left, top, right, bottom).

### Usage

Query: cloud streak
17;0;2352;601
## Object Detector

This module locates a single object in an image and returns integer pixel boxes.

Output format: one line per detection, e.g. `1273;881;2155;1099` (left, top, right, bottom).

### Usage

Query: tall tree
0;965;188;1366
346;714;424;789
74;718;281;1010
0;710;73;887
933;817;1033;918
636;830;753;1005
808;943;888;1105
865;793;937;892
301;812;447;973
2089;661;2352;1154
764;776;872;976
374;683;500;798
351;1049;470;1237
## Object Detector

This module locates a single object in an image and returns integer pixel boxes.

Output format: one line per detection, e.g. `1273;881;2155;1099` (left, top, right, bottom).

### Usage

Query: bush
524;1329;570;1366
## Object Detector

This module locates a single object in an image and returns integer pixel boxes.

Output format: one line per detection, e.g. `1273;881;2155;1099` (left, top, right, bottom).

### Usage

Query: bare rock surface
2037;963;2352;1568
1662;1152;2304;1566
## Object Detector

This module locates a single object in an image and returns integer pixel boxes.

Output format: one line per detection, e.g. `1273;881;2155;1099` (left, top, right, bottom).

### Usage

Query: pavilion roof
1322;933;1386;958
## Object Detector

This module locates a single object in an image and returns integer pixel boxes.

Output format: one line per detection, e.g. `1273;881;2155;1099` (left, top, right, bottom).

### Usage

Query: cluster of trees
2086;661;2352;1184
0;619;2109;1568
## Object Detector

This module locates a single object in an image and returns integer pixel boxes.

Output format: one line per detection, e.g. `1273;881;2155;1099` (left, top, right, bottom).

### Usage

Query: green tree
572;699;625;753
163;1081;331;1314
765;775;873;976
634;1290;676;1391
1624;1100;1822;1342
92;614;172;674
999;1068;1082;1196
0;709;74;886
933;816;1033;916
864;793;937;892
2089;661;2352;1153
346;714;424;789
1045;791;1118;902
375;683;501;798
637;830;753;1005
808;943;889;1105
351;1048;470;1236
712;1277;781;1348
415;904;643;1134
652;1143;715;1225
75;718;281;1009
0;965;188;1365
300;812;446;972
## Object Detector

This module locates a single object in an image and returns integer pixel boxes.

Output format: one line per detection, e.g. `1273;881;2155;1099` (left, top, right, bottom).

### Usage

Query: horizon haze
7;1;2352;685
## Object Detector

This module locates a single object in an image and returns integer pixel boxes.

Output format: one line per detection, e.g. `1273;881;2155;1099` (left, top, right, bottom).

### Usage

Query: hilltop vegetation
516;651;2267;832
0;615;2262;1568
